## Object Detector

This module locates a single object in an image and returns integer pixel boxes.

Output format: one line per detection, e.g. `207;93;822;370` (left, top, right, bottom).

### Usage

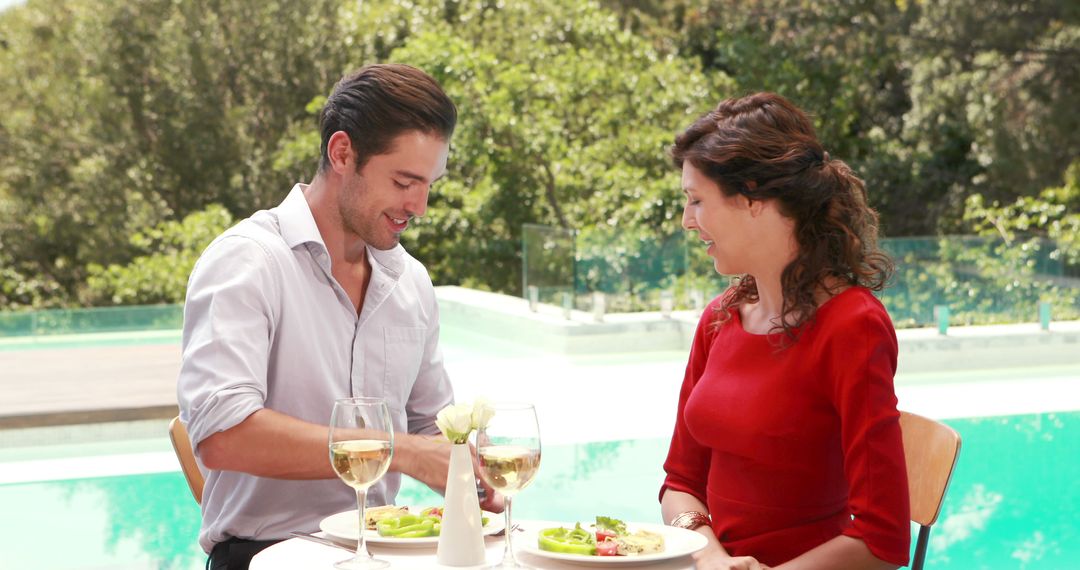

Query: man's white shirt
178;184;453;553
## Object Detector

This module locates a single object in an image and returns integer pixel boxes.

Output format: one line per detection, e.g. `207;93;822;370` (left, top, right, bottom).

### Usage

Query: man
177;64;498;569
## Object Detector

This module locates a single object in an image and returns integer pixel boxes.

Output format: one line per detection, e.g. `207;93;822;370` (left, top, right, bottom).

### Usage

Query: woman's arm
660;300;768;570
814;297;910;567
661;489;713;536
662;490;769;570
771;535;899;570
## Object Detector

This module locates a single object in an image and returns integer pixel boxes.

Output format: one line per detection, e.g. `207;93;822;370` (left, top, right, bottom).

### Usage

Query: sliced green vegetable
374;512;487;538
376;514;440;537
538;523;597;556
594;516;628;537
420;506;444;518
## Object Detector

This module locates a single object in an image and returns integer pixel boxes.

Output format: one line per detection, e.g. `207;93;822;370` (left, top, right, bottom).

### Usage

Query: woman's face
680;163;756;275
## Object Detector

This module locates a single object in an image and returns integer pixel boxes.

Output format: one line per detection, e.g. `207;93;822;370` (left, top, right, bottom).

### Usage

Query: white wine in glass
329;397;394;570
477;403;541;569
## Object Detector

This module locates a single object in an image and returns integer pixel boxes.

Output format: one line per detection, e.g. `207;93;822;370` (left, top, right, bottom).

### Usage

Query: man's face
338;131;449;250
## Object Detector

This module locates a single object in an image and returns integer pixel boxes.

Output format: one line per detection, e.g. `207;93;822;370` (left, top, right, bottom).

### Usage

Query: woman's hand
661;491;769;569
693;543;771;570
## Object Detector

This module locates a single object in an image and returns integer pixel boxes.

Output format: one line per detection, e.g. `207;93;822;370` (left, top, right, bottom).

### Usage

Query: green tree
0;0;154;308
0;0;355;307
403;0;723;294
603;0;925;233
275;0;726;295
901;0;1080;232
964;160;1079;265
880;163;1080;327
85;204;234;305
2;0;1077;314
604;0;1080;237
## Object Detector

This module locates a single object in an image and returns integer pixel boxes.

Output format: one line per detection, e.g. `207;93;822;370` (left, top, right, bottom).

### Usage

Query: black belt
207;536;284;570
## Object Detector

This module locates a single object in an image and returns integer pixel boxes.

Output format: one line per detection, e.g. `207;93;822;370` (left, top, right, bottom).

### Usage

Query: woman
660;93;910;570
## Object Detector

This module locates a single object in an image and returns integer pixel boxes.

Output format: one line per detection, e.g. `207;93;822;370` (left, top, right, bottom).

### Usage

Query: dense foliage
0;0;1076;320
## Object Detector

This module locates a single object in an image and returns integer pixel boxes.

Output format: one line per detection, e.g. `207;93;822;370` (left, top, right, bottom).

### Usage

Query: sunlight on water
932;483;1003;555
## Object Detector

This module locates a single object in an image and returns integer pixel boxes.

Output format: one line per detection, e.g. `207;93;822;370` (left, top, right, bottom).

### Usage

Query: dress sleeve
826;297;910;565
177;235;280;452
659;303;718;506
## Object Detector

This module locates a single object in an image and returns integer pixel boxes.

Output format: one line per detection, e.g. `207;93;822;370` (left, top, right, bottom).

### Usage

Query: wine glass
329;397;394;570
476;403;541;568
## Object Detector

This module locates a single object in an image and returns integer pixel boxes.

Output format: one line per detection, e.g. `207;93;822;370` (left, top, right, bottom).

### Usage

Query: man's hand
392;433;506;513
472;450;505;513
392;433;453;493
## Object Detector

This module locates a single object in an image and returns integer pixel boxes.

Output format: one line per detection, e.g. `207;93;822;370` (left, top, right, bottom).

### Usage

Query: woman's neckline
732;286;860;337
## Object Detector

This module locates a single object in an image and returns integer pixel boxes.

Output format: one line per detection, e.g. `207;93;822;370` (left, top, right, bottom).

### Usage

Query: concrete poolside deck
0;340;181;428
2;287;1079;431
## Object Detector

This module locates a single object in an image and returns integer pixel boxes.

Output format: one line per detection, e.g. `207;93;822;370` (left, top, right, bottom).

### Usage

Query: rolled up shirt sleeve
178;235;281;452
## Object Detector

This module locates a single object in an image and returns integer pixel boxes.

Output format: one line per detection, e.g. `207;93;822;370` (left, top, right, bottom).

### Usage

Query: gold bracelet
670;510;711;530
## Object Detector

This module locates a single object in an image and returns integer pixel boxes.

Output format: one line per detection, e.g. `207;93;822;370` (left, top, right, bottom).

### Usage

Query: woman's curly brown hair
671;92;893;343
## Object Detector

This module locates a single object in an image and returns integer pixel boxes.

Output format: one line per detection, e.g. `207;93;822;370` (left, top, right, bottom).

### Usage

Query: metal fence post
1039;301;1052;331
527;285;539;312
690;289;704;312
660;290;674;318
592;292;606;323
933;305;950;335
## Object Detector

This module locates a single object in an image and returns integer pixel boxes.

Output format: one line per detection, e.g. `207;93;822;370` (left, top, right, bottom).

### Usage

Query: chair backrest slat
900;411;962;527
169;416;205;505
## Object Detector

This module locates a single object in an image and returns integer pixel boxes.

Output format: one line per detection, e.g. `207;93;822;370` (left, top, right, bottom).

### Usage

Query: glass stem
501;495;515;565
355;487;369;561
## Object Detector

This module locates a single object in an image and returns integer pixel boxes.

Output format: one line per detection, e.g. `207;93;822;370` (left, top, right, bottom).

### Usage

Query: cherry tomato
596;529;617;543
596;539;620;556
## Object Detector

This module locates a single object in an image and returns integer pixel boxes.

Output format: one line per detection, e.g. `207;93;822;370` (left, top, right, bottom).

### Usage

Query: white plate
319;508;504;547
518;522;708;566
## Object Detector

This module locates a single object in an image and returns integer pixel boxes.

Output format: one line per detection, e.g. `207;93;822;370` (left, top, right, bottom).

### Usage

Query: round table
250;520;697;569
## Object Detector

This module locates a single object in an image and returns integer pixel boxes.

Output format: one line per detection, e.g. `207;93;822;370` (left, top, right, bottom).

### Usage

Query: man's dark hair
318;64;457;172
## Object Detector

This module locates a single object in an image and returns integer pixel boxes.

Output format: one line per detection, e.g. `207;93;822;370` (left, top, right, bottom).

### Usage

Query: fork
291;524;519;549
493;524;521;537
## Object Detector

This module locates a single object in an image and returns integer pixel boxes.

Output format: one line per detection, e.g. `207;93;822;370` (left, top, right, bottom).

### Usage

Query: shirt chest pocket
383;326;427;410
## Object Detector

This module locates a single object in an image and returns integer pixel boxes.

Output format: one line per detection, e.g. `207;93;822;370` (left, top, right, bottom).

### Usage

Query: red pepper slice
596;539;620;556
596;529;617;543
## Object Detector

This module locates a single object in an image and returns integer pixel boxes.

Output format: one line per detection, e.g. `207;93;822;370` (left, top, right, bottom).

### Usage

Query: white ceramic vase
436;443;486;567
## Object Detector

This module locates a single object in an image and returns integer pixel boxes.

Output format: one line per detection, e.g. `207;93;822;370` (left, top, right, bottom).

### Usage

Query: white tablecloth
250;520;696;569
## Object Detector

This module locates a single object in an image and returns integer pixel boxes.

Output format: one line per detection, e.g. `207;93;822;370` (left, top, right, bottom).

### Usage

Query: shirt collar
276;183;406;278
277;184;325;251
368;243;406;279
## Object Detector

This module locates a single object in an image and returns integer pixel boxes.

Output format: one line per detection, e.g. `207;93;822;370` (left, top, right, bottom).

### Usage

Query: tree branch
540;162;569;229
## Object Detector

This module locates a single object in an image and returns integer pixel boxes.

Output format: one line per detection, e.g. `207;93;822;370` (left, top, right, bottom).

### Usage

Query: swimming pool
2;410;1077;569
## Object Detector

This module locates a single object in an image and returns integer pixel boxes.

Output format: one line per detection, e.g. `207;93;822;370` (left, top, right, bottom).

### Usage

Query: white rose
436;403;474;443
471;398;495;430
435;406;454;440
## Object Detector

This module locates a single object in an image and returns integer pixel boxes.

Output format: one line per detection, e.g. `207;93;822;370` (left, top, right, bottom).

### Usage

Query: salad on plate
320;504;504;546
537;516;665;557
360;505;491;538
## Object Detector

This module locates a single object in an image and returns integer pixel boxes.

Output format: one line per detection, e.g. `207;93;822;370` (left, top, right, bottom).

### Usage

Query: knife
289;531;357;552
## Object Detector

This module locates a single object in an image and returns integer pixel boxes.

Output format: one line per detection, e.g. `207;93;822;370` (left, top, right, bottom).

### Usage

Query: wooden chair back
168;416;205;505
900;410;962;570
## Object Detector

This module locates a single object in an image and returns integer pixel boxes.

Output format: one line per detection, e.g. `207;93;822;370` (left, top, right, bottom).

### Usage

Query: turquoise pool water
2;411;1077;569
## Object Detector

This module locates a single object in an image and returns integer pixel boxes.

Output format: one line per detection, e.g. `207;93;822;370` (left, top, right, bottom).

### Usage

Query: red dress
661;287;910;566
